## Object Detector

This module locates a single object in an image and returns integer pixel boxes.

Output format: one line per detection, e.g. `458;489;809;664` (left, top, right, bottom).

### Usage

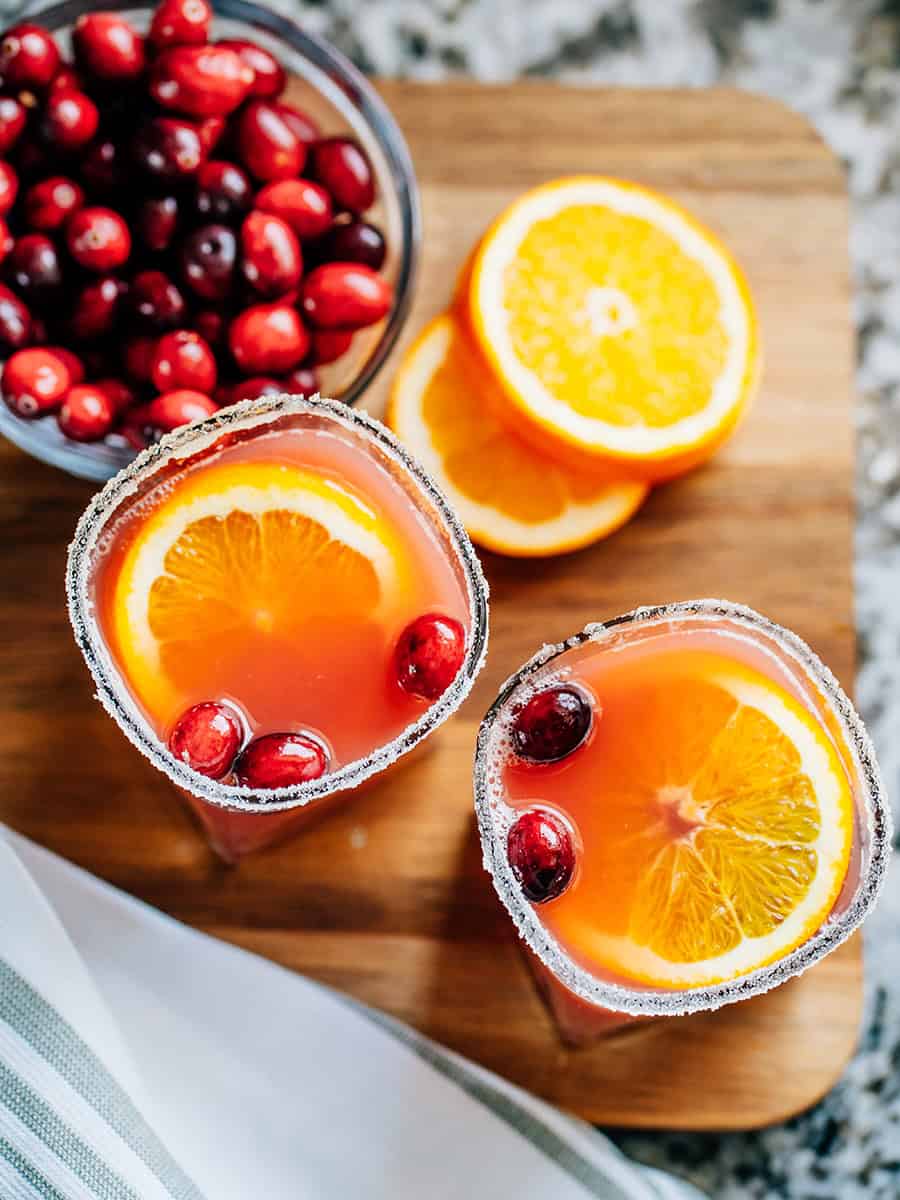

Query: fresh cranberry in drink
301;263;392;330
7;235;63;307
137;196;179;252
73;13;145;81
306;329;353;366
57;384;117;442
229;303;309;374
150;45;253;118
151;329;216;393
240;211;302;298
69;276;126;341
309;137;375;213
235;100;304;182
149;0;211;50
0;284;31;350
133;117;206;181
256;179;332;240
66;207;131;272
23;176;82;230
218;38;285;98
169;701;244;779
195;161;252;222
41;90;99;150
511;684;594;763
507;809;576;904
316;220;386;271
179;222;236;301
0;97;26;155
129;270;186;330
2;348;70;418
0;23;60;89
233;732;329;789
393;613;466;701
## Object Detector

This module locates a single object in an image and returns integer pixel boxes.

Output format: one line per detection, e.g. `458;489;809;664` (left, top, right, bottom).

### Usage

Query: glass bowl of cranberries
0;0;419;480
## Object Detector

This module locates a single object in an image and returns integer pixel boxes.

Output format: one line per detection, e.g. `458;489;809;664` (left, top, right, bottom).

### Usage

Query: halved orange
388;313;647;557
467;177;759;481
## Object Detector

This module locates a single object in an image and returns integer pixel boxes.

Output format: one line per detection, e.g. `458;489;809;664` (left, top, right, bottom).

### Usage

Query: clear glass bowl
0;0;420;482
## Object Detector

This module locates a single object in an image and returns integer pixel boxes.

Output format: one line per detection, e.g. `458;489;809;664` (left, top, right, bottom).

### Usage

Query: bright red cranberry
168;700;243;778
151;329;216;393
301;263;392;330
507;809;576;904
179;222;236;300
256;178;332;240
122;335;158;382
23;175;82;230
0;23;60;89
274;101;319;146
129;269;186;329
281;366;318;398
230;375;282;403
229;302;309;374
131;388;217;433
191;308;225;346
7;234;63;306
393;613;466;701
44;345;85;385
68;275;125;341
57;384;116;441
41;89;99;150
137;195;179;252
0;163;17;217
73;13;145;81
48;65;82;94
217;38;285;98
317;220;386;271
0;284;30;350
0;96;26;154
233;732;328;789
195;160;252;221
2;348;70;418
133;117;206;181
149;0;211;50
81;139;121;192
66;207;131;272
0;217;11;265
94;376;135;414
309;137;375;213
150;45;253;118
235;100;303;182
511;684;594;763
306;328;353;366
240;210;302;298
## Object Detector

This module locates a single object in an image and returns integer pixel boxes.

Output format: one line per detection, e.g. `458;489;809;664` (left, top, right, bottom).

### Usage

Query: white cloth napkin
0;828;704;1200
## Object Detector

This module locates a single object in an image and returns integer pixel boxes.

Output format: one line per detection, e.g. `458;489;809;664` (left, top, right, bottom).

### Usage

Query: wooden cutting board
0;83;858;1130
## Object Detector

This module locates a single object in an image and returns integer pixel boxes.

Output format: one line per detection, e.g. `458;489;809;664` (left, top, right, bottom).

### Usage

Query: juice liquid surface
92;425;471;768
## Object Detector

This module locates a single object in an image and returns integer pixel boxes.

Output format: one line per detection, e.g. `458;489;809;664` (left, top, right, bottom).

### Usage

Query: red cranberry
49;65;82;94
57;384;116;441
0;163;17;217
179;222;236;300
317;220;386;271
23;175;82;230
73;13;145;81
306;328;353;366
151;329;216;393
168;700;243;778
129;269;186;329
67;207;131;272
0;96;26;154
191;308;225;346
137;195;179;252
150;45;253;118
240;210;302;298
132;388;217;433
235;100;303;182
217;38;285;98
122;335;158;382
507;809;576;904
44;345;85;385
233;732;328;789
229;303;309;374
94;377;135;414
149;0;211;50
81;139;121;193
511;684;594;763
2;348;70;418
196;114;225;153
0;283;31;349
274;102;319;146
230;375;281;403
393;613;466;701
256;179;332;240
301;263;392;330
195;160;252;221
133;117;206;181
309;137;375;213
69;275;125;341
0;217;11;265
0;24;60;89
41;89;99;150
281;366;318;397
7;234;63;306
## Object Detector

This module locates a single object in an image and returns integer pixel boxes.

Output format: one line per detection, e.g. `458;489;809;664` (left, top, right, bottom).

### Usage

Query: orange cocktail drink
475;601;889;1043
68;394;488;860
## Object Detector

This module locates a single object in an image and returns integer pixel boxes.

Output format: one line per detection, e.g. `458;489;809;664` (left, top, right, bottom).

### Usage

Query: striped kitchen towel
0;829;705;1200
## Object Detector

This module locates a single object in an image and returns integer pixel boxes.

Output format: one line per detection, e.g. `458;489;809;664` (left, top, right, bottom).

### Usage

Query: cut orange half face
467;177;759;480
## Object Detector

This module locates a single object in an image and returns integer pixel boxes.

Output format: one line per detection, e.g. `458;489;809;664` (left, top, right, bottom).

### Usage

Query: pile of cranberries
0;4;393;447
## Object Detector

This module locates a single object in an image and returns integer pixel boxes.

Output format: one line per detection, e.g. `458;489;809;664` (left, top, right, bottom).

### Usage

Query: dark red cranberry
240;210;302;298
0;284;31;349
235;100;303;182
217;38;285;98
256;178;332;240
393;613;466;701
48;65;82;94
149;0;212;50
137;195;179;252
317;220;386;271
0;96;26;154
122;335;158;382
94;376;135;414
274;101;319;146
57;384;116;441
0;218;12;266
230;375;281;403
301;263;392;330
0;163;17;217
511;684;594;763
195;160;252;221
69;275;125;341
233;732;328;789
168;700;243;778
191;308;225;346
306;328;353;366
133;117;206;181
129;269;186;329
66;207;131;272
150;45;253;118
151;329;216;393
2;348;70;418
309;137;375;214
23;175;82;230
44;345;85;385
41;89;99;150
0;23;60;89
507;809;576;904
228;302;309;374
179;222;236;300
73;13;145;81
7;234;63;306
81;139;121;192
281;365;318;397
129;388;217;434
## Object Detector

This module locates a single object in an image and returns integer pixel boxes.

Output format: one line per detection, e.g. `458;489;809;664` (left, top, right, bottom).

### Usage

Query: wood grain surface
0;83;859;1129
